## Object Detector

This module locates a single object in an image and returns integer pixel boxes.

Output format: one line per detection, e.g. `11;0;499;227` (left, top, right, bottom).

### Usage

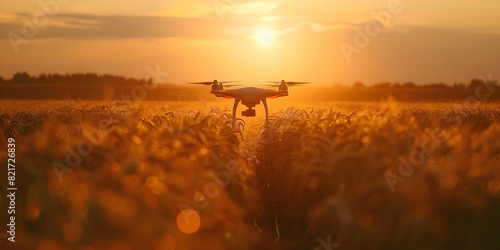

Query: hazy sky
1;0;499;85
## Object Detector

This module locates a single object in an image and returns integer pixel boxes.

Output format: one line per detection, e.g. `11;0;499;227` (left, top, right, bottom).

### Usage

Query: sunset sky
1;0;499;85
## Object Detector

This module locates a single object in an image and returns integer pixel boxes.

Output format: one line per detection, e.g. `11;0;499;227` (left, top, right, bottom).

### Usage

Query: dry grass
255;102;500;249
1;100;499;250
1;101;259;250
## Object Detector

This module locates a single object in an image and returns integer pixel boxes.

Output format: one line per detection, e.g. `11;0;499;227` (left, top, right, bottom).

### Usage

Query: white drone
188;80;310;124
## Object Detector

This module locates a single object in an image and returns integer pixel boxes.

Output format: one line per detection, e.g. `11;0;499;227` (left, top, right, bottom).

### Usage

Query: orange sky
1;0;499;85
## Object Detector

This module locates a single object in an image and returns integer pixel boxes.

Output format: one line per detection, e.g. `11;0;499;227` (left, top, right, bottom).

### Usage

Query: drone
188;80;310;125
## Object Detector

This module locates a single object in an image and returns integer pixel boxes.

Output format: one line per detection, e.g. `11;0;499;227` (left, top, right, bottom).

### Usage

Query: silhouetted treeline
0;72;499;102
308;78;499;102
4;72;153;86
352;79;498;90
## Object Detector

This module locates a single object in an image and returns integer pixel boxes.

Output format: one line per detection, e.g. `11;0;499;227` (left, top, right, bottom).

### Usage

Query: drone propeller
259;80;281;84
188;80;239;86
219;81;239;84
188;81;213;86
286;81;311;86
259;80;311;87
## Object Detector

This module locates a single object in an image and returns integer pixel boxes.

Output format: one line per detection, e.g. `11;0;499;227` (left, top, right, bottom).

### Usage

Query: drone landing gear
261;98;269;127
232;99;240;123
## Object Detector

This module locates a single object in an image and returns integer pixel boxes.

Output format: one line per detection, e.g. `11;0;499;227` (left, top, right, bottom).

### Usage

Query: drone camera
242;109;256;117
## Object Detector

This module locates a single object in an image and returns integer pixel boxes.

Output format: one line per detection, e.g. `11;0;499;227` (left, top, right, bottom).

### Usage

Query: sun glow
255;29;275;47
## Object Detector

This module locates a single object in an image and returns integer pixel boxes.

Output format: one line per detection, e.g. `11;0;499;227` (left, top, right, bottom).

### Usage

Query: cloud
223;18;409;39
0;13;224;39
231;1;283;15
0;12;19;23
2;11;497;42
274;21;357;35
153;0;214;18
49;16;102;29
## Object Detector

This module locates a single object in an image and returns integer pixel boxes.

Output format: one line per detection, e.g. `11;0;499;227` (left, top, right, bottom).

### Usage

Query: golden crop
0;100;499;250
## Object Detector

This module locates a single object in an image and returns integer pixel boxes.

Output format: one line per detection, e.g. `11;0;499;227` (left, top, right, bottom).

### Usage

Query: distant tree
12;72;32;83
426;83;448;89
0;76;4;83
468;78;485;89
49;73;63;82
402;82;416;88
482;79;498;88
38;73;48;82
352;81;365;88
374;82;391;88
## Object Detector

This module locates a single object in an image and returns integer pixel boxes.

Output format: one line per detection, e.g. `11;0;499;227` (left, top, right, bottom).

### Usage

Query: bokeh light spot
25;201;41;221
176;209;201;234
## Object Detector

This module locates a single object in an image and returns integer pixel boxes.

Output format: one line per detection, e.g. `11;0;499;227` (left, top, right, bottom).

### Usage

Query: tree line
1;72;499;102
1;72;153;86
1;72;496;90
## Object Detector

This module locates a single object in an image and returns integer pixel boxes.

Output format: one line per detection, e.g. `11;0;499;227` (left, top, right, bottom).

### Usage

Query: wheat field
1;100;499;250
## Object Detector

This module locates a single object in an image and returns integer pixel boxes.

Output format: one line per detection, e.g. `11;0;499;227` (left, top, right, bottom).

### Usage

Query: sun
255;29;275;47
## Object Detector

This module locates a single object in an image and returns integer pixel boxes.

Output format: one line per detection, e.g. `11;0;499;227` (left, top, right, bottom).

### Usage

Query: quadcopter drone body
189;80;309;125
